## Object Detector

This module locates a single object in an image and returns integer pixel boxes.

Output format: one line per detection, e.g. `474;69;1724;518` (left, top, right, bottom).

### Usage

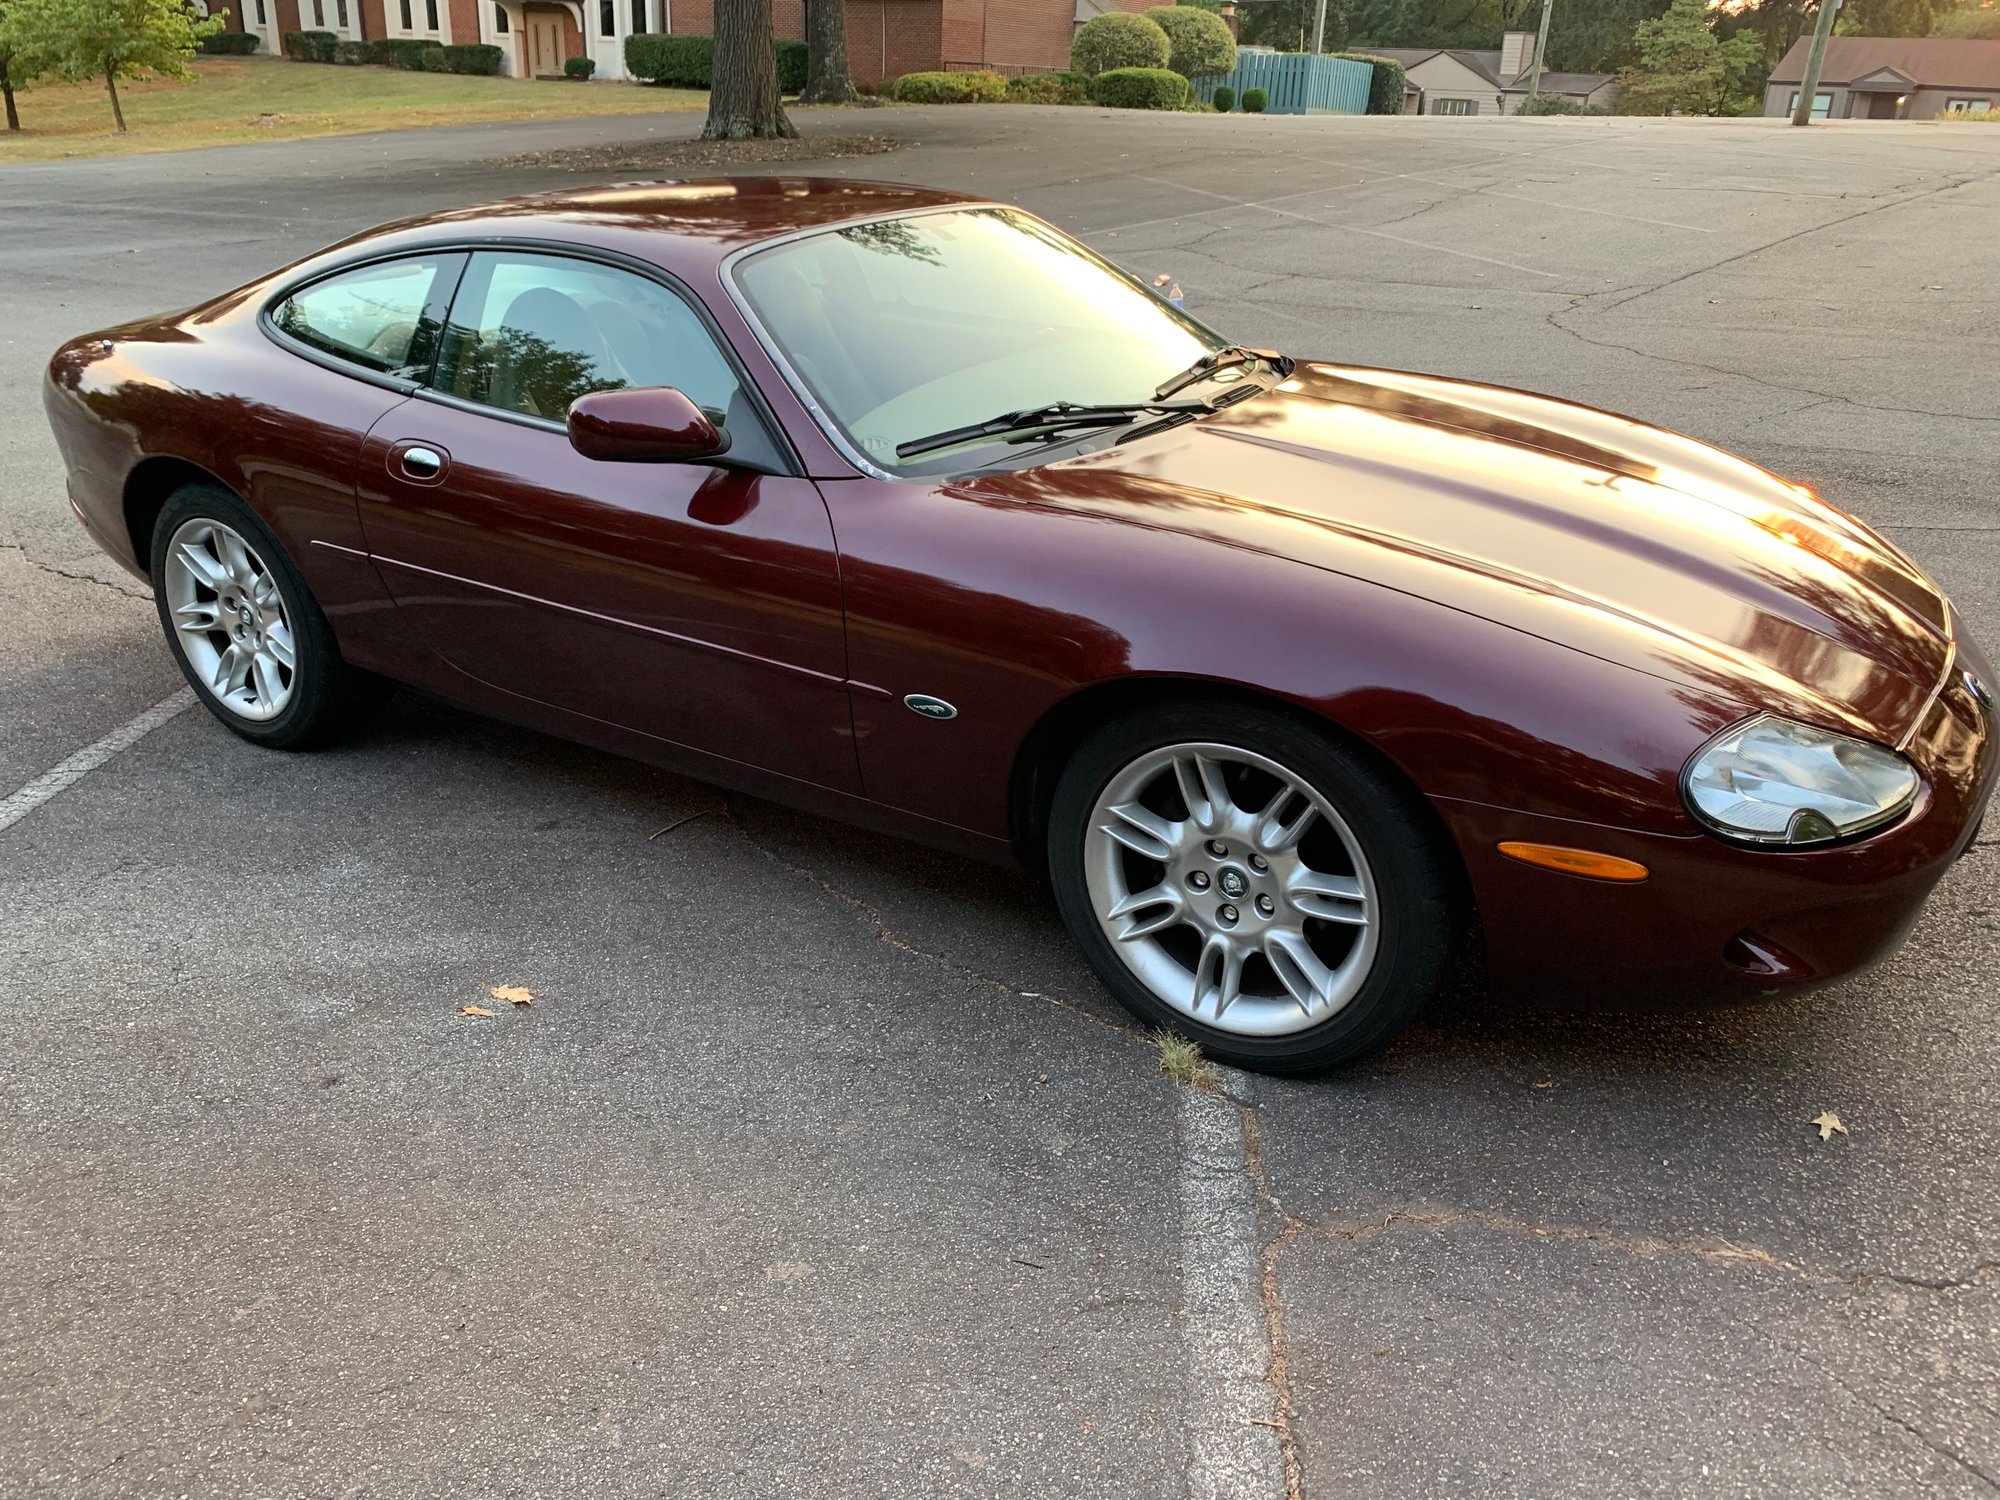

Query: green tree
1;0;31;131
9;0;220;131
1933;0;2000;34
1146;5;1238;77
1616;0;1761;113
1839;0;1953;34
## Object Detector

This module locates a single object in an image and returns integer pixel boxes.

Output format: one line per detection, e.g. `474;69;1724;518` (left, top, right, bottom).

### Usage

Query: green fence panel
1198;52;1371;114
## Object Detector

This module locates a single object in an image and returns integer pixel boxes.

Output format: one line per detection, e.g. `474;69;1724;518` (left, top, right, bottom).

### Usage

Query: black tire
1048;698;1460;1075
149;483;360;750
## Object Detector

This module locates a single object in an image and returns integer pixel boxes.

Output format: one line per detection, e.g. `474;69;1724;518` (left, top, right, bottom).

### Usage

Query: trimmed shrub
1241;85;1267;113
282;30;339;62
1329;52;1405;115
886;69;1006;103
564;54;596;78
1071;12;1169;75
1210;83;1234;112
624;34;806;91
1005;70;1091;104
198;31;261;54
438;43;504;74
368;36;443;68
1145;6;1235;80
1089;66;1190;110
1515;92;1586;114
625;33;712;85
333;39;370;64
775;38;808;92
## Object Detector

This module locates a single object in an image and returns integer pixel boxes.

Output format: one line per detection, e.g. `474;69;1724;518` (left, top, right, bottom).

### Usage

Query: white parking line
0;688;195;834
1179;1077;1289;1500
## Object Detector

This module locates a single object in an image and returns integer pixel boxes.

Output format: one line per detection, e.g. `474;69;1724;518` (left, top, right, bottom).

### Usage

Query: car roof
328;177;987;279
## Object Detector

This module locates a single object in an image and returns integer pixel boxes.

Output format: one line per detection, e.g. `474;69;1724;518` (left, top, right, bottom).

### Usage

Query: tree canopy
7;0;220;130
1616;0;1762;113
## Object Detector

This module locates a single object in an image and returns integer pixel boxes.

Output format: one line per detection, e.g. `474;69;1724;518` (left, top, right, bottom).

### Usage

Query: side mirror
567;386;730;463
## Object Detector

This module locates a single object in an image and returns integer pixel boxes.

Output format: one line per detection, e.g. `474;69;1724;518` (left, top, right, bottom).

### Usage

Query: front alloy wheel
1050;701;1458;1074
1085;742;1380;1036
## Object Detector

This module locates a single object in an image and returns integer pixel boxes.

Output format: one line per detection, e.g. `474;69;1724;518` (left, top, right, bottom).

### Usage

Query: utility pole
1791;0;1842;126
1524;0;1554;104
1311;0;1329;52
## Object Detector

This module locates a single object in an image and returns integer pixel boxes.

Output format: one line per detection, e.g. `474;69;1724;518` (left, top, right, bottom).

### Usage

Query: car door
354;247;859;794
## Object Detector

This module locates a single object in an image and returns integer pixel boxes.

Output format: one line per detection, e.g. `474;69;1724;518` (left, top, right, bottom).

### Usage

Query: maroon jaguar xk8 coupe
44;178;1994;1072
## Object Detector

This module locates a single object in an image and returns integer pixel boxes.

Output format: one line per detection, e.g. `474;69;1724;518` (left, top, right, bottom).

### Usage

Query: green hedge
565;55;596;78
282;29;339;62
624;33;807;92
333;39;369;64
776;38;807;92
198;31;260;54
437;43;504;73
1241;85;1267;112
626;34;709;85
1005;70;1090;104
1089;66;1190;109
887;69;1006;103
1328;52;1405;115
366;36;441;67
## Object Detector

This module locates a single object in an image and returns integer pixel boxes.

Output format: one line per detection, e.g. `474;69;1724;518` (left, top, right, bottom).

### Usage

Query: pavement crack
0;540;151;601
1282;1206;2000;1295
1541;306;2000;424
1238;1105;1306;1500
1591;161;2000;318
714;792;1143;1043
1806;1357;2000;1494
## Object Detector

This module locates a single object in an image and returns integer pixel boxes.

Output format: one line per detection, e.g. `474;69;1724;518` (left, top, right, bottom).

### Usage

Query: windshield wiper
895;398;1209;461
1153;345;1288;401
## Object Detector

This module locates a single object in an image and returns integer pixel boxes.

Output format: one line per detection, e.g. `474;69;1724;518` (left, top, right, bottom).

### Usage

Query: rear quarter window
270;256;453;376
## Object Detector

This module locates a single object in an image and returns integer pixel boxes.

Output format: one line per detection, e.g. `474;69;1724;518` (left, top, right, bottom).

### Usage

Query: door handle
401;445;445;480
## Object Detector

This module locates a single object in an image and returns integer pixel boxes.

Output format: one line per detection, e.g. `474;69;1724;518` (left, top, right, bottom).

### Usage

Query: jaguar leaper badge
903;694;958;721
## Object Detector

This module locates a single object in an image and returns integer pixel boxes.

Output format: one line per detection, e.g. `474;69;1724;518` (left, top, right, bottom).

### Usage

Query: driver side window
433;252;769;463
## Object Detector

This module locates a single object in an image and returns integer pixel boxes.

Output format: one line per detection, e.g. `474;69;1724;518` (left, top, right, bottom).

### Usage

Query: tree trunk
105;66;126;132
1;58;18;133
801;0;856;104
703;0;796;141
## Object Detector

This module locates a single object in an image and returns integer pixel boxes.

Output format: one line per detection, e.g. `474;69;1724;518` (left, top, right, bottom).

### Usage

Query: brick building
209;0;1162;85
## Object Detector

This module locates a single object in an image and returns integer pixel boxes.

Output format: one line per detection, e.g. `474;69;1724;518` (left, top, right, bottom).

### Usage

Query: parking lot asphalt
2;105;1997;1499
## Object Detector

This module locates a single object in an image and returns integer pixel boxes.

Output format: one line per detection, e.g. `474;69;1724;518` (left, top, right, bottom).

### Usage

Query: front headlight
1682;714;1920;847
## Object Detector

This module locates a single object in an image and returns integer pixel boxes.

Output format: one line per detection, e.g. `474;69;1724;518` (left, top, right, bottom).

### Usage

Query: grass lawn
0;56;708;164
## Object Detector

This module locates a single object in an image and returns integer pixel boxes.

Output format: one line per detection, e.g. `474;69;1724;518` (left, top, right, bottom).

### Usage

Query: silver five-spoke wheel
1084;741;1379;1038
163;517;297;722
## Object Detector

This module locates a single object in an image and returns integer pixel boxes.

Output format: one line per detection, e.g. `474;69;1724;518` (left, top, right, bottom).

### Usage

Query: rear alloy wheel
1050;702;1458;1074
151;484;359;749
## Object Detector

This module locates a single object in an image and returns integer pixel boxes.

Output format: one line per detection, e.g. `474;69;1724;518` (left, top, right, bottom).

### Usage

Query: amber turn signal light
1497;841;1650;883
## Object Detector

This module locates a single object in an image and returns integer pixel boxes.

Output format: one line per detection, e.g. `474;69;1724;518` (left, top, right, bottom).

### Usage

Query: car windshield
732;207;1232;475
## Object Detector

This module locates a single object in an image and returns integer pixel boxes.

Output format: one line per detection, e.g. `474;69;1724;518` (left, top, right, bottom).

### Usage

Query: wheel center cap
1216;866;1250;901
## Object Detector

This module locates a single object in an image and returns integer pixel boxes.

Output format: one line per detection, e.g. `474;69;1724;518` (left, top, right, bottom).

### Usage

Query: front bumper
1443;648;1996;1012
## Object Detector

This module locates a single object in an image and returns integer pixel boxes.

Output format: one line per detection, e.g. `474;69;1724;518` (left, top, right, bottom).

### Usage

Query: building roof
1768;36;2000;88
1500;71;1614;95
1350;45;1610;94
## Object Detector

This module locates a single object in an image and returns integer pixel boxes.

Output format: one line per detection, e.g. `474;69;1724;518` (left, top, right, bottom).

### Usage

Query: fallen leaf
458;1005;497;1019
490;986;534;1006
1811;1111;1847;1142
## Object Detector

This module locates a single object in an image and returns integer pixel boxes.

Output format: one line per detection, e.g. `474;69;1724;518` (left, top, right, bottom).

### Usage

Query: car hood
962;363;1953;741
